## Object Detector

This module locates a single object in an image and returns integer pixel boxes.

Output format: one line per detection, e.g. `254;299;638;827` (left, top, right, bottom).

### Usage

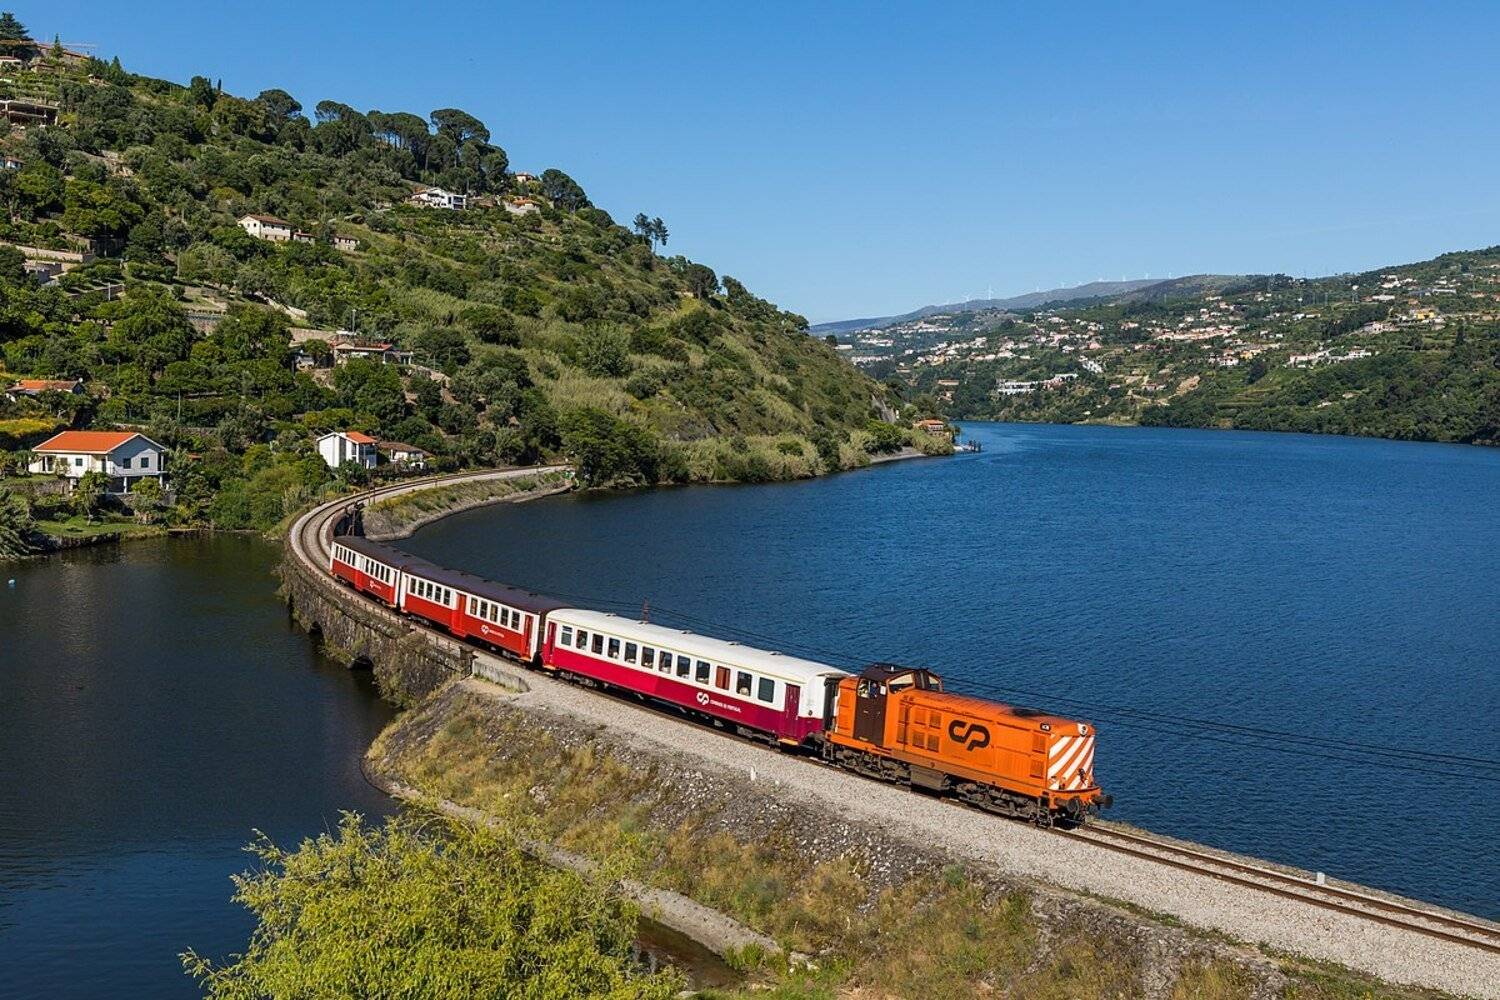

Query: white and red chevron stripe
1048;734;1096;791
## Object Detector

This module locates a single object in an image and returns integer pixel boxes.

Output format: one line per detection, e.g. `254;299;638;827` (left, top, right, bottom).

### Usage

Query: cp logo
947;720;991;751
696;691;711;706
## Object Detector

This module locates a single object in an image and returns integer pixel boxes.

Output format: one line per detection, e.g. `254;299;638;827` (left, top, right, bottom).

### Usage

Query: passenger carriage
398;557;566;662
541;609;849;745
328;535;407;607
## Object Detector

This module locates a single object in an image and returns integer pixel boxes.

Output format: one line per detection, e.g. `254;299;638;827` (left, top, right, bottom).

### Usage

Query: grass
34;514;163;539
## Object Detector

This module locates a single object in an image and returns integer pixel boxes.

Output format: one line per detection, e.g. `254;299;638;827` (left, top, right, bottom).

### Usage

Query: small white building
331;341;412;366
502;197;541;216
332;234;359;252
408;186;467;210
377;441;429;469
317;431;378;470
238;214;294;242
512;172;537;185
28;430;167;494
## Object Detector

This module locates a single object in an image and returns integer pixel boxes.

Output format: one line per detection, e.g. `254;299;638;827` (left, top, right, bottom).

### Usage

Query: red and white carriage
541;609;847;745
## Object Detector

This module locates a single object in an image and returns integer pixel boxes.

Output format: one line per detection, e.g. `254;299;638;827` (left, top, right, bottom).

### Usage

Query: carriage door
853;680;887;746
780;684;801;735
543;621;556;662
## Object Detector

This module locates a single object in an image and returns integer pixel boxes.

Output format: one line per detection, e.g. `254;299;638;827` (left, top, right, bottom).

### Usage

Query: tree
181;813;680;1000
560;408;660;486
683;263;718;299
188;75;217;110
0;487;37;557
0;11;33;59
539;168;590;211
73;470;109;520
129;477;165;524
254;88;303;125
650;217;668;248
429;107;489;145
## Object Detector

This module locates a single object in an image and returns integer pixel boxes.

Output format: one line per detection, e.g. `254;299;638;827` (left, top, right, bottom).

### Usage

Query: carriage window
576;630;588;649
676;655;689;678
592;634;604;654
735;671;753;696
642;647;655;668
758;677;775;703
468;597;477;615
624;643;638;664
560;627;573;646
658;651;671;672
695;660;711;683
607;638;620;659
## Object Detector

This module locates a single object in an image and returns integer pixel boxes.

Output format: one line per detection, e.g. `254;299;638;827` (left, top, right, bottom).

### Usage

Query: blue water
0;536;394;998
404;422;1500;918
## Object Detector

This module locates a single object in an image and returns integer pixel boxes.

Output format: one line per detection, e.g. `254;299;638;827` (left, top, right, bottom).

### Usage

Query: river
0;536;395;998
2;423;1496;997
402;422;1500;919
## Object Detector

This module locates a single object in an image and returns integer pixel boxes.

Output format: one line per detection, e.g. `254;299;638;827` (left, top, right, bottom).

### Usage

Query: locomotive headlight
1078;724;1088;735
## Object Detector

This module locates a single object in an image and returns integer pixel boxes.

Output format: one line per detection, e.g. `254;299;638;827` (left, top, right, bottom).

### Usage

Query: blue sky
32;2;1500;322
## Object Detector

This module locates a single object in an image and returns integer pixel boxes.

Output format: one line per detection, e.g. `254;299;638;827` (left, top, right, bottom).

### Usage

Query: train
329;533;1112;824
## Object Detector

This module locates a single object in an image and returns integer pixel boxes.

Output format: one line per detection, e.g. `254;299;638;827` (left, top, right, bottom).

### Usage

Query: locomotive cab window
735;671;752;696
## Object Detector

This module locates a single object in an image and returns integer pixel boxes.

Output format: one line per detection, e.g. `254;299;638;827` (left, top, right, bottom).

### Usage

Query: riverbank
368;677;1468;999
360;470;573;541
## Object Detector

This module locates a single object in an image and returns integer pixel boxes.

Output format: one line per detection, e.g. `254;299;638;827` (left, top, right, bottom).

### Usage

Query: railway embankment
369;677;1483;999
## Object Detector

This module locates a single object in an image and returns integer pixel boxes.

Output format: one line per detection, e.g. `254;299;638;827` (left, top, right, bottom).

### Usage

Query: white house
28;430;167;494
377;441;429;469
238;214;294;241
512;172;537;185
317;431;378;470
408;186;467;210
332;234;359;252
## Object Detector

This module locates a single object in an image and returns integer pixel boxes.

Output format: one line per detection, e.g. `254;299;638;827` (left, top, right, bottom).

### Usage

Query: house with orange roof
316;430;378;470
5;378;84;400
27;430;167;493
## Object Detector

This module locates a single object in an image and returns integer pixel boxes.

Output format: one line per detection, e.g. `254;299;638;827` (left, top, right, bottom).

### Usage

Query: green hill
874;250;1500;446
0;24;937;534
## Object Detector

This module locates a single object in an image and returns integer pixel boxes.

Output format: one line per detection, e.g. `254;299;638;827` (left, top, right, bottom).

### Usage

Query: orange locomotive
822;664;1112;824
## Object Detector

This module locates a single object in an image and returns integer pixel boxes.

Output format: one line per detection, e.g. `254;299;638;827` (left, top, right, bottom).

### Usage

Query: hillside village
0;15;947;554
843;252;1500;444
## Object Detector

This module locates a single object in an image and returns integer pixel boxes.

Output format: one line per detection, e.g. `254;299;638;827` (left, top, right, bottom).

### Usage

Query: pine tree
0;12;29;41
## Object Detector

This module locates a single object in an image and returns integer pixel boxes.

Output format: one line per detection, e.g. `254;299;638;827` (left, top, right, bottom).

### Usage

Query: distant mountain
812;279;1174;334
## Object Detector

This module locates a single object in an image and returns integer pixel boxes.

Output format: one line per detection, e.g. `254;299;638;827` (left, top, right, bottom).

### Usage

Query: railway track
1056;824;1500;954
286;468;1500;962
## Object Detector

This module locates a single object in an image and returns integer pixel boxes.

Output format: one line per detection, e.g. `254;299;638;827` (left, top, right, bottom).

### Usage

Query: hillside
0;21;942;543
862;251;1500;446
810;278;1170;335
